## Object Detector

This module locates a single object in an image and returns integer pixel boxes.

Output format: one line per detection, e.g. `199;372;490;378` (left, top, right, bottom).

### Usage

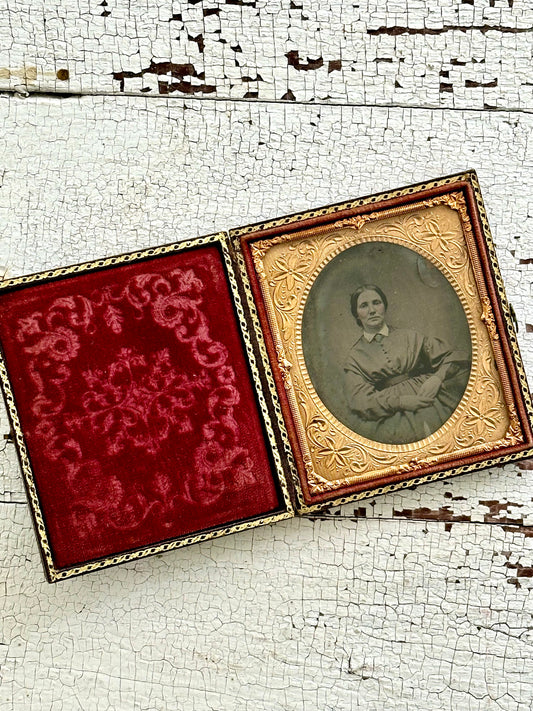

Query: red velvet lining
0;246;279;569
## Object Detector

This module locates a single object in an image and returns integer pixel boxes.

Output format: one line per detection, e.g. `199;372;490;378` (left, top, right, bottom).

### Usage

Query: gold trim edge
468;172;533;425
229;241;304;510
0;233;227;290
220;238;295;517
296;446;533;515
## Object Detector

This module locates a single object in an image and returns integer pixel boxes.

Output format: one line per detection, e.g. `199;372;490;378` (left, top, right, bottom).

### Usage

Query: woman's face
356;289;386;333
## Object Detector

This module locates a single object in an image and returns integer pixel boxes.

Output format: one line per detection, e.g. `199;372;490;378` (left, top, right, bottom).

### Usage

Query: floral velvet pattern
0;247;279;568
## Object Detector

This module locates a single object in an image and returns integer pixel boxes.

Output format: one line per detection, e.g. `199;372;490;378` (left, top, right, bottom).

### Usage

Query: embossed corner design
251;192;524;496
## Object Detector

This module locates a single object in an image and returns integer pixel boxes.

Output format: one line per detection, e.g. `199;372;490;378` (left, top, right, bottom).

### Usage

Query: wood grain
0;2;532;709
0;1;532;109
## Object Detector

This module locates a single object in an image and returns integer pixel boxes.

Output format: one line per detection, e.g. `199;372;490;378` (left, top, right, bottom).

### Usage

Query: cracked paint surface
2;511;533;710
1;2;533;709
0;1;532;108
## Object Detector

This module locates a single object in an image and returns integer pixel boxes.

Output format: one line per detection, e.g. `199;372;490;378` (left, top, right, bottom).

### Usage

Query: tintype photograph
302;241;472;445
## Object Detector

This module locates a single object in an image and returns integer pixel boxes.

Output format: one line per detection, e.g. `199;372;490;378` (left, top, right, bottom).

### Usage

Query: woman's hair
350;285;388;327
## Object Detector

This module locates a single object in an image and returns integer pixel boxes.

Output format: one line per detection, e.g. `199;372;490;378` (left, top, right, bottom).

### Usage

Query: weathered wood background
1;2;532;709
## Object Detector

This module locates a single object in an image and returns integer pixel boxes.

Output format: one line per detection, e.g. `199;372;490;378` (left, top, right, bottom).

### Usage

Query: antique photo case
2;171;532;580
233;171;533;512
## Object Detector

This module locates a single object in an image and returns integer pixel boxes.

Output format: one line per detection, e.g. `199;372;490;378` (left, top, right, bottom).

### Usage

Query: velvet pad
0;246;279;569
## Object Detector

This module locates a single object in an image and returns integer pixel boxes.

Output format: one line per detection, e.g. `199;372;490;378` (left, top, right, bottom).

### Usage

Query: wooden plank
0;1;532;108
2;505;533;710
0;95;531;527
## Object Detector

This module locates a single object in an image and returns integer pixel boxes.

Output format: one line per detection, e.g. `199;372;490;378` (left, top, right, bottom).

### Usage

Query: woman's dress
343;327;471;444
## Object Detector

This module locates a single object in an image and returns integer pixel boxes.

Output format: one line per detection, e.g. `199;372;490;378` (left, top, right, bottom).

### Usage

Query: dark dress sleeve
343;330;471;443
343;330;469;422
420;335;471;377
343;334;415;420
344;366;407;420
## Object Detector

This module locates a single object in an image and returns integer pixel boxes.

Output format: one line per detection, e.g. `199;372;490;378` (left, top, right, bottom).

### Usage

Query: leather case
1;171;531;580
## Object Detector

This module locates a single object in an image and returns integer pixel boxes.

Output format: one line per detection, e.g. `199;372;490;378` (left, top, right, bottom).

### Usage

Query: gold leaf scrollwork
305;453;339;493
480;296;499;342
275;343;292;386
505;407;522;446
303;454;316;482
331;214;373;231
397;458;428;474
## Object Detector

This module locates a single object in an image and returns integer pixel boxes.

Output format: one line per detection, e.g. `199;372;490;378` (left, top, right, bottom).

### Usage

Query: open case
1;171;532;581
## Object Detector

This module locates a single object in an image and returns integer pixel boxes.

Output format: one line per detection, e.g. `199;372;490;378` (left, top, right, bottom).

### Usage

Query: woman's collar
363;323;390;342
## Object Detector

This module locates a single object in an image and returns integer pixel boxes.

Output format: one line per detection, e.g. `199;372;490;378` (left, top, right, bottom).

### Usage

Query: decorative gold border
0;232;294;582
468;172;533;424
230;243;299;489
232;171;533;514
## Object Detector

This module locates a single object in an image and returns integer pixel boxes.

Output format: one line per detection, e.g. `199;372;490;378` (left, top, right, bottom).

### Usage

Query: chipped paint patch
393;506;472;523
479;499;524;524
1;3;532;108
113;60;215;95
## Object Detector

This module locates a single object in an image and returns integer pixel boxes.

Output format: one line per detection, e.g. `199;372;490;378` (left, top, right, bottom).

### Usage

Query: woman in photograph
343;284;471;444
